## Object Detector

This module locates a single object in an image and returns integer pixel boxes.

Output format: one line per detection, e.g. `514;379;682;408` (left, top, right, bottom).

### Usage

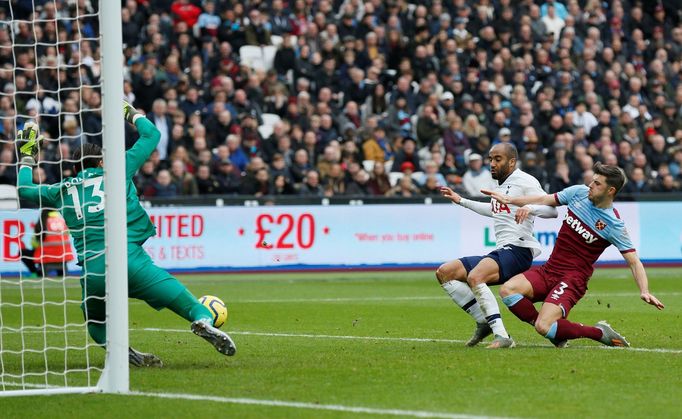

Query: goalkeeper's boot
465;322;492;347
595;320;630;347
486;334;516;349
191;319;237;356
128;347;163;367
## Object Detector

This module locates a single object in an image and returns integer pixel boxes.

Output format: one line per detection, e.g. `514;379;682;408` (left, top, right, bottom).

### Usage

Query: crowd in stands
2;0;682;199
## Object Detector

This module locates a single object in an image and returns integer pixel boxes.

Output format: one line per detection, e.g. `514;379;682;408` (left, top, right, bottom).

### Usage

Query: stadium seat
362;160;375;172
0;184;18;210
389;172;404;187
261;113;281;127
239;46;266;71
262;46;277;71
270;35;283;47
258;124;273;139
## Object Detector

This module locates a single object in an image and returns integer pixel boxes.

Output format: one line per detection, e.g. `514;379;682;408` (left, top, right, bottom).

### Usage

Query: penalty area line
129;391;509;419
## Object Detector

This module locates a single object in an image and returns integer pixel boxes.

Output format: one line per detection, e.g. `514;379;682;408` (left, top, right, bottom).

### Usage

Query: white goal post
0;0;127;396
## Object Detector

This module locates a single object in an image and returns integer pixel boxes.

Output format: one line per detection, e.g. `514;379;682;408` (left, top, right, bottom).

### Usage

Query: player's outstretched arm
622;251;665;310
440;186;492;217
514;205;558;224
481;189;557;208
16;122;58;205
124;101;161;178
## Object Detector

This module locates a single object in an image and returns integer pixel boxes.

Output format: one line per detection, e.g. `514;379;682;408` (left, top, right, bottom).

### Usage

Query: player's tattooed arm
622;251;665;310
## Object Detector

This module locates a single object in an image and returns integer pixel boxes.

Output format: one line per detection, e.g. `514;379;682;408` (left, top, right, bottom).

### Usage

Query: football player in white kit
436;143;558;348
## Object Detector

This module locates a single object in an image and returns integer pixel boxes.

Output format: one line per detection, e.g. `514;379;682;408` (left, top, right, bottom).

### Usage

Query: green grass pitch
1;268;680;418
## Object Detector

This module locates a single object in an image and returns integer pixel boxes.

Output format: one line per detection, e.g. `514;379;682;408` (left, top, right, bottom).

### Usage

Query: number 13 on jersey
66;176;105;220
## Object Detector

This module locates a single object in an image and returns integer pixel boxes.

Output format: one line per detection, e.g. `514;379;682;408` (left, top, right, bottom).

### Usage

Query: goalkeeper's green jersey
17;117;161;262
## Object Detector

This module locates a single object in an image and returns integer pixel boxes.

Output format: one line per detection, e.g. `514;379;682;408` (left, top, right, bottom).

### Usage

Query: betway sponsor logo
565;214;599;244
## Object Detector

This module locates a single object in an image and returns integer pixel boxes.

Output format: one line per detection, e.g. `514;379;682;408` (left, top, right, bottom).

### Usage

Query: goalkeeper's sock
472;283;509;338
166;288;213;323
87;323;107;346
442;280;485;323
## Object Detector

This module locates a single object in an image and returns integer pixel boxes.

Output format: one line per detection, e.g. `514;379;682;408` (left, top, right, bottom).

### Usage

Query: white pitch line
9;327;682;354
128;292;682;305
137;328;682;354
129;391;509;419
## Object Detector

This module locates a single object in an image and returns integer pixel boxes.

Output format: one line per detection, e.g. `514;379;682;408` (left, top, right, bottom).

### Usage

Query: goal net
0;0;127;396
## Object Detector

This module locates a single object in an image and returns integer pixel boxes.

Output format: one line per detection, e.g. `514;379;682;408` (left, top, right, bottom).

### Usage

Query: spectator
271;174;296;195
215;159;241;194
462;153;495;198
240;167;270;196
367;162;391;196
290;149;312;184
345;169;371;196
549;161;572;193
170;159;199;196
623;167;653;194
319;162;342;195
386;175;420;197
195;164;221;195
147;99;173;162
391;137;421;173
196;1;220;38
171;0;201;27
134;160;157;196
362;126;393;164
416;160;446;187
416;105;444;147
298;170;324;196
146;170;177;198
3;0;682;200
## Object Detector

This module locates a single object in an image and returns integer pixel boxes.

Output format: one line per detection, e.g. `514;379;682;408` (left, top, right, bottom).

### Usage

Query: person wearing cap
441;91;455;110
495;127;512;144
437;143;558;348
461;153;494;198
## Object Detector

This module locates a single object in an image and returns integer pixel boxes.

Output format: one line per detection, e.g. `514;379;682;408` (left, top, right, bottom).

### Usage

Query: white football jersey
490;169;545;257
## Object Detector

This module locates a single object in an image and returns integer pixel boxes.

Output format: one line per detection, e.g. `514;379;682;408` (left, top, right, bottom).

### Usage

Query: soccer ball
199;295;228;328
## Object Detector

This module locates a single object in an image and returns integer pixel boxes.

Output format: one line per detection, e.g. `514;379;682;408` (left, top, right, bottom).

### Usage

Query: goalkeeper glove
123;100;142;124
17;121;43;166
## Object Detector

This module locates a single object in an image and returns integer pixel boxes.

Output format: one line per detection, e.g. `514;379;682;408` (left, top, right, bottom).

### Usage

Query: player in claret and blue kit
16;102;236;366
483;162;665;348
437;143;558;349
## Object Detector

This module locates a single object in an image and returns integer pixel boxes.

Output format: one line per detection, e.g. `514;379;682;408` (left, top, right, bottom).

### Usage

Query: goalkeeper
16;102;236;367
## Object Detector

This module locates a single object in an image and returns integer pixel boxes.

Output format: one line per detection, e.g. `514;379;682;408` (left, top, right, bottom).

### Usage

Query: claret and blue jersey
547;185;635;278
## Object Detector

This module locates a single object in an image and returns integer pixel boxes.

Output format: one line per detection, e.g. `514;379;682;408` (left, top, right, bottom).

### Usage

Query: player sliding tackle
482;162;664;348
437;144;558;348
16;102;236;366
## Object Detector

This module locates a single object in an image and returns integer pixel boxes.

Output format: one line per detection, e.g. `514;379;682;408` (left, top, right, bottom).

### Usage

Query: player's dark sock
502;294;538;325
167;288;213;322
87;323;107;346
546;319;602;341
